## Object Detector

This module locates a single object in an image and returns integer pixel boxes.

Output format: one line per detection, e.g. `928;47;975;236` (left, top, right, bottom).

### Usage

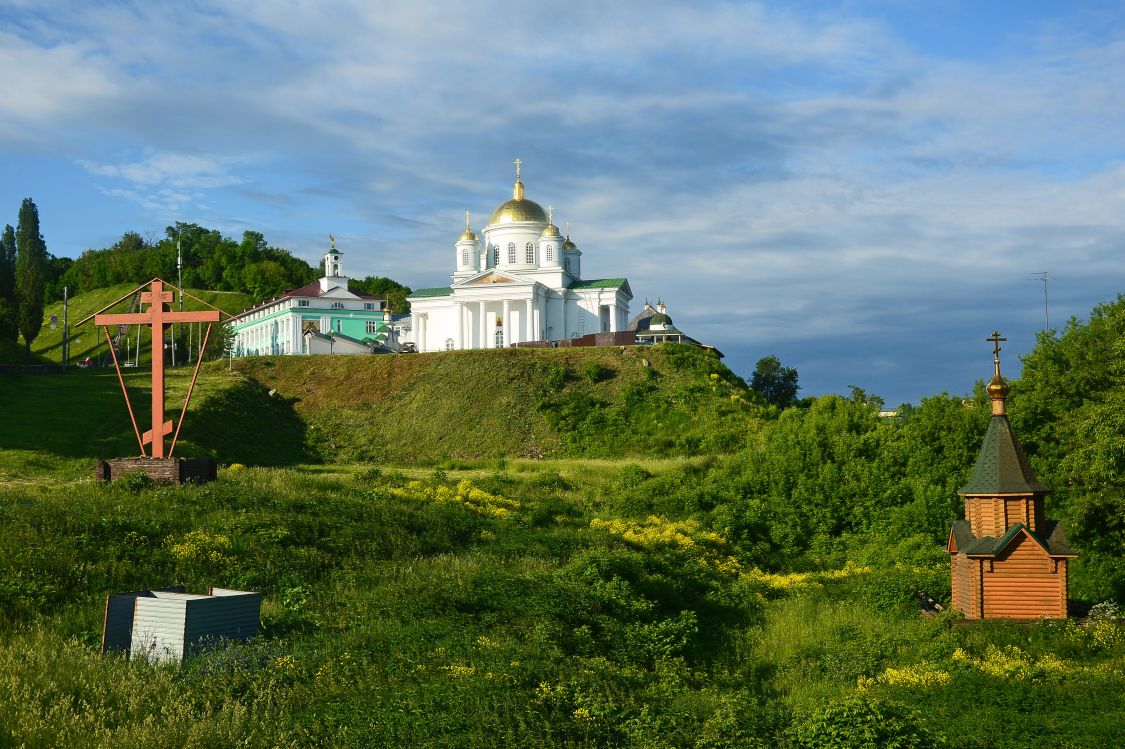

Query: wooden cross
987;331;1006;360
95;280;220;458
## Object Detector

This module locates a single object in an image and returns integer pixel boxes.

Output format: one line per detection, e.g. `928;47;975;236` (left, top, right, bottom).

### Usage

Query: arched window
507;242;516;263
331;302;344;309
492;246;499;265
445;337;455;351
495;327;504;348
461;249;469;265
525;242;535;263
545;244;554;262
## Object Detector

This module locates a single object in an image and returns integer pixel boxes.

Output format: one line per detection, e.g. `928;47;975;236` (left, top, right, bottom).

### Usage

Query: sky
2;0;1123;406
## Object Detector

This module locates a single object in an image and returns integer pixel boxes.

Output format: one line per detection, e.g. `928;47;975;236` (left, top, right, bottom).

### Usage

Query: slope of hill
29;283;253;366
0;343;761;470
224;344;760;464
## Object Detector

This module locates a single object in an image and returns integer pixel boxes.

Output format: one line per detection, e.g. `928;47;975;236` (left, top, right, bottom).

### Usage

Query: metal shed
101;587;260;664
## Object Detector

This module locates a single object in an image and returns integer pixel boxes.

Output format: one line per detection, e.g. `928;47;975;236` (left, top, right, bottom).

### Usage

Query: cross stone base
96;458;217;484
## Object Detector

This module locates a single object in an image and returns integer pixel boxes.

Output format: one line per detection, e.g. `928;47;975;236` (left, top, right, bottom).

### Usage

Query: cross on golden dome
514;157;522;182
987;331;1006;363
464;210;471;230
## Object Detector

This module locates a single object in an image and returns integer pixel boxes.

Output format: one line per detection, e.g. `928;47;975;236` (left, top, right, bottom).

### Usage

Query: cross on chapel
987;331;1006;361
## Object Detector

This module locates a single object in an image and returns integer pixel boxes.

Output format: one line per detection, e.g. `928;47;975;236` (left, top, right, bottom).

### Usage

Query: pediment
466;272;519;285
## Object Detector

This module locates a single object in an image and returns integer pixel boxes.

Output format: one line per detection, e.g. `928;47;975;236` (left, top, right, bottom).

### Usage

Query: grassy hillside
30;283;253;366
231;344;760;464
0;343;762;473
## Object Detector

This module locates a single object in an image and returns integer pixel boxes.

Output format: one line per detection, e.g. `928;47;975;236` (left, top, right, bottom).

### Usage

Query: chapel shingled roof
958;415;1049;495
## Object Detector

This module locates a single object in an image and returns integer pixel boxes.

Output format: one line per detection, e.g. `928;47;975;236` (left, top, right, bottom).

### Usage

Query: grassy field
0;460;1120;747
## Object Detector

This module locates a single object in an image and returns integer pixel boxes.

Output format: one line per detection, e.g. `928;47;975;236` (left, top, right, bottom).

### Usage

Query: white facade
408;168;632;352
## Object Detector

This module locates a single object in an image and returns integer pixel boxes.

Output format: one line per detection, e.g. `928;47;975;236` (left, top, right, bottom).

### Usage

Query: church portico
408;161;632;352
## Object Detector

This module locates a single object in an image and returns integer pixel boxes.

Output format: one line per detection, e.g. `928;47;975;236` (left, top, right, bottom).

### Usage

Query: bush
791;694;947;748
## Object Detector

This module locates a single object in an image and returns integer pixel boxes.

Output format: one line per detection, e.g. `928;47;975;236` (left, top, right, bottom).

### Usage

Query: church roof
570;278;629;290
949;520;1076;557
407;286;454;299
958;414;1049;495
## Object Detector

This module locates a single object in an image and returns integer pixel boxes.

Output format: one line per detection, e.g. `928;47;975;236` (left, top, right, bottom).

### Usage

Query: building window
546;244;554;262
492;246;499;265
298;300;310;307
507;242;516;263
525;243;534;263
445;337;455;351
461;249;469;265
364;302;375;310
331;302;344;309
495;328;504;348
366;320;380;334
336;320;342;332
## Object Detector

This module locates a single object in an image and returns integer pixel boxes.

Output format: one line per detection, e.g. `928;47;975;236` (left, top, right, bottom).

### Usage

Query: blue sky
2;0;1123;405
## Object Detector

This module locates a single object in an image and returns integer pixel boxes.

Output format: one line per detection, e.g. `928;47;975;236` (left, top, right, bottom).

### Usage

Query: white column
455;303;463;350
417;313;427;352
478;301;487;350
502;300;511;348
525;298;534;342
609;302;618;333
560;294;567;339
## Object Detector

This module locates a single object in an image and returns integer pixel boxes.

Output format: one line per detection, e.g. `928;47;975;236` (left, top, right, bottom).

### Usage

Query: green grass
0;462;1120;748
30;284;253;367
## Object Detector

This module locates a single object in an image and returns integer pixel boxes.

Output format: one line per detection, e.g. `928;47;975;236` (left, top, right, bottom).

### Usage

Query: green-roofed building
947;333;1075;620
406;163;633;351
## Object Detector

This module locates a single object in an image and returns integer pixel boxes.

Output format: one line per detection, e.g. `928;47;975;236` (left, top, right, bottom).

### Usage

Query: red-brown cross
95;280;220;458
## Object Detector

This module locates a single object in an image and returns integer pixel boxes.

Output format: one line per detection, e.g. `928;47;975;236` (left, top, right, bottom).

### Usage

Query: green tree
350;275;412;313
0;224;16;341
750;355;799;407
15;198;47;352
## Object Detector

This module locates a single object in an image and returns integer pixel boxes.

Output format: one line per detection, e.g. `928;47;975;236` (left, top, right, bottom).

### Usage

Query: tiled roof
959;415;1049;495
408;287;454;298
234;279;382;317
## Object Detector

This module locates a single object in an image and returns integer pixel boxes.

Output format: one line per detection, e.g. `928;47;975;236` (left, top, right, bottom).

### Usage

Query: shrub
791;694;947;748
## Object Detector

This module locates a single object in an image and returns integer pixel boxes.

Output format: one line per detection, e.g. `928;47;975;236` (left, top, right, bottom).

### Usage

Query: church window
336;320;342;332
492;246;499;265
525;243;534;263
495;328;504;348
461;249;469;265
507;243;516;263
366;320;380;334
445;338;455;351
331;302;344;309
546;244;554;262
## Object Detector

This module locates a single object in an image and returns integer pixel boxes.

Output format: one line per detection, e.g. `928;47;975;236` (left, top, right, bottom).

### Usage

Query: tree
750;355;799;407
0;224;16;341
351;275;413;313
15;199;47;352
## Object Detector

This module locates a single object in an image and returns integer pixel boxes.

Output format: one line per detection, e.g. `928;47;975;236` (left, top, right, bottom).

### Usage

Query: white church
407;162;632;351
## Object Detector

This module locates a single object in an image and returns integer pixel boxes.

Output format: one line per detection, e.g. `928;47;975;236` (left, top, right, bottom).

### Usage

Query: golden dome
563;237;577;250
489;179;548;224
987;365;1010;400
540;223;561;238
459;228;478;241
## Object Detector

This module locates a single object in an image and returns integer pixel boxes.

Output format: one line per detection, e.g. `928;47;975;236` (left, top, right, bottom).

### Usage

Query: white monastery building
407;162;632;352
229;239;394;356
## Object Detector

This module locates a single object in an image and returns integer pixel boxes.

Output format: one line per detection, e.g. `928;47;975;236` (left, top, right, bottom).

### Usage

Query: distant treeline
53;222;412;311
